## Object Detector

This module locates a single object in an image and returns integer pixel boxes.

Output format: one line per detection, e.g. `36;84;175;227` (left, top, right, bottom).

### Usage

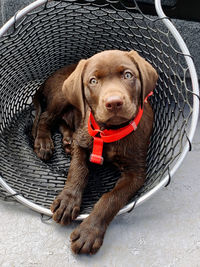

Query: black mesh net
0;0;194;215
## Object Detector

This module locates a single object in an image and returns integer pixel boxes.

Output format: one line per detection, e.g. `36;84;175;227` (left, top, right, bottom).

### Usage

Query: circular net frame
0;0;195;215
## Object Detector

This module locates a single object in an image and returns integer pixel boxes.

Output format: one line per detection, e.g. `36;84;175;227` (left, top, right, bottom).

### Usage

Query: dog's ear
62;59;87;118
128;50;158;107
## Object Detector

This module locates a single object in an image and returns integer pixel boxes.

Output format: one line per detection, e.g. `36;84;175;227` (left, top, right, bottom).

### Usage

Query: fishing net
0;0;197;217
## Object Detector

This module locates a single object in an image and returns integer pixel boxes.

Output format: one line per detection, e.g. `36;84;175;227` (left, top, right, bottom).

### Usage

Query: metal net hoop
0;0;199;219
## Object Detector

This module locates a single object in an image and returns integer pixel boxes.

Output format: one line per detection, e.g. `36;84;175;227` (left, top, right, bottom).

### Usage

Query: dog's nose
105;96;123;111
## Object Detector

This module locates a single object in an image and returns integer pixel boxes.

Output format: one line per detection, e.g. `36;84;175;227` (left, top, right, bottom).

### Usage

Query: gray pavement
0;118;199;267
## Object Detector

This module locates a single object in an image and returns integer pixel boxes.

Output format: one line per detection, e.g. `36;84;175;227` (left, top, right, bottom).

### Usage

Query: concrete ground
0;117;200;267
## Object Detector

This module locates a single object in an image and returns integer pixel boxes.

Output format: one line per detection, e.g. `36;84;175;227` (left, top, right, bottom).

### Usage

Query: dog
32;50;158;254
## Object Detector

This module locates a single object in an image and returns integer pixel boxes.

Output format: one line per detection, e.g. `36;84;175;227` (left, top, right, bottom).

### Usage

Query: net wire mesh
0;0;195;215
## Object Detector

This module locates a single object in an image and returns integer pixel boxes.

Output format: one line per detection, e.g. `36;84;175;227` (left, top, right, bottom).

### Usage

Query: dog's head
63;50;158;127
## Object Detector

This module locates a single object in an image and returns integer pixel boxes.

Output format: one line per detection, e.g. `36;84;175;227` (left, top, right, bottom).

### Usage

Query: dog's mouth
93;106;138;129
105;107;139;127
105;116;130;127
97;114;136;129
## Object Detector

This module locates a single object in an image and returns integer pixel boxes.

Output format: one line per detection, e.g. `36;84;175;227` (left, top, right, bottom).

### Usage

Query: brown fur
32;50;158;254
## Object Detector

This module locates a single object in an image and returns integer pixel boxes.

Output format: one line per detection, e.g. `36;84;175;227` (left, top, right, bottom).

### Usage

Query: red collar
88;92;153;164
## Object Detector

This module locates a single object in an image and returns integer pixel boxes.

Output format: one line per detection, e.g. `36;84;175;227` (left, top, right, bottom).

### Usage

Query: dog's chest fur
73;104;153;170
74;124;148;171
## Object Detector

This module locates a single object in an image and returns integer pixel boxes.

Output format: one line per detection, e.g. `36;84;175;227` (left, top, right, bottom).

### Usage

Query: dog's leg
34;111;54;161
59;109;75;155
50;141;89;224
59;121;73;154
70;170;145;254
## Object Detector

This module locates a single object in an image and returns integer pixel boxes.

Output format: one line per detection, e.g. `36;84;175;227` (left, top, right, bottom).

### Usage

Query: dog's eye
89;77;98;85
124;71;133;79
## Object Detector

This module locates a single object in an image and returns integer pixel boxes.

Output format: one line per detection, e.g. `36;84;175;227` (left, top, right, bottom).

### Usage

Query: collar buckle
89;154;104;165
89;137;104;165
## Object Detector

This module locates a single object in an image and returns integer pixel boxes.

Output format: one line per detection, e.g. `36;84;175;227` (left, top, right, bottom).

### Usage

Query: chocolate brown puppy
32;50;158;254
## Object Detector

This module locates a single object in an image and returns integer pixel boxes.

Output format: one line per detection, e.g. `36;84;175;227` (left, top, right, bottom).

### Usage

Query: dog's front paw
70;217;106;254
34;136;54;160
50;188;81;225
